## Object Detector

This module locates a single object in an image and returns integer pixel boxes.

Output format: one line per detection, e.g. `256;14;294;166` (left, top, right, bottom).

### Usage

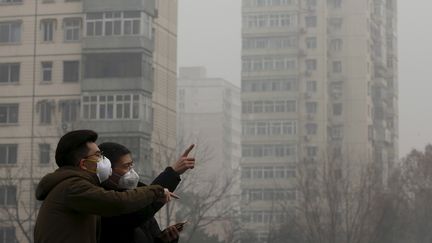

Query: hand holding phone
174;220;188;231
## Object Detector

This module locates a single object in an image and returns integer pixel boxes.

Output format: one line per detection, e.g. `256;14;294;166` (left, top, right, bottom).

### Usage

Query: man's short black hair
98;142;131;168
55;130;98;167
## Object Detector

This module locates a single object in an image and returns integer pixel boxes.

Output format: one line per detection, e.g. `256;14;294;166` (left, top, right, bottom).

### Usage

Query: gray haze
178;0;432;158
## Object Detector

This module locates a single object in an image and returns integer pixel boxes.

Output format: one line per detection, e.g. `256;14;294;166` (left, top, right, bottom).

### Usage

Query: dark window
39;144;50;164
0;0;22;2
63;61;79;82
333;103;343;115
41;20;54;42
41;62;52;82
0;104;18;124
64;18;81;41
0;22;21;43
0;186;17;206
60;99;79;122
0;63;20;83
38;101;53;124
0;226;16;243
305;16;317;28
0;144;17;165
84;53;143;78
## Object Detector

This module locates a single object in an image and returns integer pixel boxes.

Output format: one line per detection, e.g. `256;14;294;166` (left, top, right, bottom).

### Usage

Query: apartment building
177;66;241;182
0;0;177;242
177;66;241;241
241;0;398;241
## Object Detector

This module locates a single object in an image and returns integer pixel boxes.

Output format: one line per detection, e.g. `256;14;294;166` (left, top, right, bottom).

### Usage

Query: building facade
177;66;241;240
0;0;177;242
241;0;398;241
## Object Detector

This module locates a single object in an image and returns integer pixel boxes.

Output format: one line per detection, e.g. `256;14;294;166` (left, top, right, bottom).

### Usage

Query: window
104;12;122;36
41;19;54;42
64;18;81;41
0;22;21;43
60;99;80;122
39;144;50;164
0;144;17;165
0;63;19;83
0;104;18;124
82;94;149;120
306;37;317;49
307;146;318;157
0;0;22;3
0;227;15;243
333;103;343;116
123;11;141;35
305;16;317;28
306;59;317;71
330;0;342;8
306;123;317;135
306;80;317;92
306;102;317;113
242;144;297;158
242;99;297;114
333;61;342;73
41;62;52;82
306;0;317;6
330;39;343;51
331;125;343;140
63;61;79;82
38;100;53;124
86;11;147;37
0;186;16;206
329;17;343;30
84;53;143;78
86;13;103;36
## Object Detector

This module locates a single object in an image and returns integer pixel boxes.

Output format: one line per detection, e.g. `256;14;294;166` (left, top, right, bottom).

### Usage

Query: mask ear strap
79;159;97;173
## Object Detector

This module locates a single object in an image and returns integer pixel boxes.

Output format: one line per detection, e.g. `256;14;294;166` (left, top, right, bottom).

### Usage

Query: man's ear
78;159;87;170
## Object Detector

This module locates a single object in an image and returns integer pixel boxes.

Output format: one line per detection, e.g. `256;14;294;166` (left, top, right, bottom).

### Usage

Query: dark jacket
34;166;165;243
100;167;181;243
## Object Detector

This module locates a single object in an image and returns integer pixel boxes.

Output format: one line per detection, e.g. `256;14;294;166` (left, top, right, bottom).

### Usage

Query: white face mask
118;168;140;189
91;156;112;183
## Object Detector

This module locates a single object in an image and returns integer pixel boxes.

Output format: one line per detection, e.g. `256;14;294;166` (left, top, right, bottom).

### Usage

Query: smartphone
175;220;188;231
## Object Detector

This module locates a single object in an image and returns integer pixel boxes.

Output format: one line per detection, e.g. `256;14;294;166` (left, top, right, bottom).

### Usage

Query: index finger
182;144;195;157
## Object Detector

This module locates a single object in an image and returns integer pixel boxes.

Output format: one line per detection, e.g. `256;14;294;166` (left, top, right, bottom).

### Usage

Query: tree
0;166;39;243
152;135;242;243
397;144;432;243
272;155;405;243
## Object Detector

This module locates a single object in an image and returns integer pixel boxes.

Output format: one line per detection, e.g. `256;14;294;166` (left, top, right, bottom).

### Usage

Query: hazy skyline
178;0;432;158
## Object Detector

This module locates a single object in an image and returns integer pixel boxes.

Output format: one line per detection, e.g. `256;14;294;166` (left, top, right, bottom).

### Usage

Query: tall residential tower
0;0;177;242
241;0;398;241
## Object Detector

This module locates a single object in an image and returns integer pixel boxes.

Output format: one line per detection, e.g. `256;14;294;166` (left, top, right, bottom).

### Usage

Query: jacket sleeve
147;167;182;212
151;167;181;192
64;177;165;217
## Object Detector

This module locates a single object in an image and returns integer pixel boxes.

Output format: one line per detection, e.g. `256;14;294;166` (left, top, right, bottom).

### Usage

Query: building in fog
177;66;241;178
0;0;177;241
241;0;398;241
177;66;241;240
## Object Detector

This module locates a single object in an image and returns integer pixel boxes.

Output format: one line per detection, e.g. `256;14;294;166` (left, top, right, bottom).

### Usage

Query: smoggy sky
178;0;432;158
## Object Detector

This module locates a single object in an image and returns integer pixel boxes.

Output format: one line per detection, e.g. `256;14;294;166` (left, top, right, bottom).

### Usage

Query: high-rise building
0;0;177;242
177;66;241;241
177;66;241;179
241;0;398;241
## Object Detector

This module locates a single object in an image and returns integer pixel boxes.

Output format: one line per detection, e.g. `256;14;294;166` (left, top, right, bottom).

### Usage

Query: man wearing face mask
98;142;196;243
34;130;176;243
